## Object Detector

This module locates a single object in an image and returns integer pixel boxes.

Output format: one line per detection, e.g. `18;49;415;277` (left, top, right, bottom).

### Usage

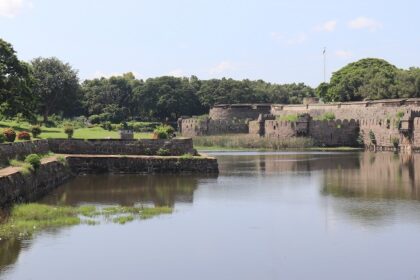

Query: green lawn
0;121;152;140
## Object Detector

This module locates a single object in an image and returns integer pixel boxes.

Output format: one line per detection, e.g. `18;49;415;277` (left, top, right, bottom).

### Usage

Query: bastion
180;98;420;151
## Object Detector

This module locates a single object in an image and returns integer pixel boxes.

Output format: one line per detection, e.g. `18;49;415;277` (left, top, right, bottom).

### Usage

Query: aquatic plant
0;203;173;240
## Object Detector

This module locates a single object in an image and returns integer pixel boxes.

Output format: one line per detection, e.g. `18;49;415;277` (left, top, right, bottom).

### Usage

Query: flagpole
323;47;326;83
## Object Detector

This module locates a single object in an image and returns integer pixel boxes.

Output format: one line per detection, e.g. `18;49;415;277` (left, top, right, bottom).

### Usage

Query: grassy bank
0;203;173;240
193;135;362;152
0;121;152;139
193;134;315;150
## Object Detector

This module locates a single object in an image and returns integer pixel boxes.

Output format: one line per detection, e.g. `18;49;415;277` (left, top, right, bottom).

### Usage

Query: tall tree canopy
317;58;420;102
0;38;34;118
31;57;82;122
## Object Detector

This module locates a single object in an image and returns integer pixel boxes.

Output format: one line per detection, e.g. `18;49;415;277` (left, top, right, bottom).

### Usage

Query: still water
1;151;420;280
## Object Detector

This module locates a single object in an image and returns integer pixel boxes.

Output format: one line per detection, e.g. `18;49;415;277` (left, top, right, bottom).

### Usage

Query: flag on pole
323;47;326;54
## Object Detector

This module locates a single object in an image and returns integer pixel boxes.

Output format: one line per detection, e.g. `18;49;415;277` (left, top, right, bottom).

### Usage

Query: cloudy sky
1;0;419;86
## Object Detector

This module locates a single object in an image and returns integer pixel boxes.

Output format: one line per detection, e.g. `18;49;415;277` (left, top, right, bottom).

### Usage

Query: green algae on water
0;203;173;240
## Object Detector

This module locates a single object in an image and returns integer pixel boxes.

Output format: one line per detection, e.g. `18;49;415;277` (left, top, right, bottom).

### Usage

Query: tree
31;57;81;122
82;73;139;123
320;58;399;102
0;38;34;119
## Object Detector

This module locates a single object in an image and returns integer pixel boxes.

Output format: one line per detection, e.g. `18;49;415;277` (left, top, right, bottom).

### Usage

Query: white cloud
209;61;235;75
315;20;337;32
168;69;184;77
271;32;307;45
348;17;382;31
335;50;353;58
0;0;28;18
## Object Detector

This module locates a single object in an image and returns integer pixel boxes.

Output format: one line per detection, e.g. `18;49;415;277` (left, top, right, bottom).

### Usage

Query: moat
1;151;420;279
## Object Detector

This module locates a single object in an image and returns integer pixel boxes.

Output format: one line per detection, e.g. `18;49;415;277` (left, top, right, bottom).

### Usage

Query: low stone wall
0;161;73;206
0;154;219;206
47;139;196;156
0;140;50;167
181;118;249;137
0;139;196;166
66;155;219;174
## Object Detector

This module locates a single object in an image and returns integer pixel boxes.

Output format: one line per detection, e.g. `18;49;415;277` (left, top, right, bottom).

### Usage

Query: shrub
316;112;335;121
153;125;175;139
64;125;74;139
0;133;5;143
88;114;102;124
3;128;16;142
31;125;42;138
369;130;377;145
391;137;399;149
156;148;170;156
101;121;112;131
17;131;31;141
25;154;41;170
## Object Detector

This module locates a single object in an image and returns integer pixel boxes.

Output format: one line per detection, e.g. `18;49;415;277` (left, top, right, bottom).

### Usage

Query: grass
276;114;299;122
0;121;152;140
193;134;316;150
0;203;173;240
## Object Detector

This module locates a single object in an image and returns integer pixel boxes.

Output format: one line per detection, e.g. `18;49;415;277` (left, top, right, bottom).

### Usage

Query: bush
25;154;41;170
3;128;16;142
88;114;102;124
100;121;112;131
31;125;42;138
17;131;31;141
369;130;377;145
156;148;170;156
64;125;74;139
316;112;335;121
0;133;5;143
153;125;175;139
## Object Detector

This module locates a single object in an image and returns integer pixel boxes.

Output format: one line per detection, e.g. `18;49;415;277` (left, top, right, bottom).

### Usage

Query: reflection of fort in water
219;152;420;201
40;174;216;207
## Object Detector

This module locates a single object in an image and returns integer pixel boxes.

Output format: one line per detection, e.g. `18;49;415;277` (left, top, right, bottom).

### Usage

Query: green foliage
318;58;420;102
391;137;399;148
0;203;173;240
156;148;171;156
277;114;299;122
17;131;31;140
31;57;82;123
315;112;335;121
0;132;5;143
3;128;16;142
63;125;74;139
24;154;41;169
100;121;112;131
31;125;42;138
0;38;35;119
369;130;377;145
153;125;175;139
193;134;315;150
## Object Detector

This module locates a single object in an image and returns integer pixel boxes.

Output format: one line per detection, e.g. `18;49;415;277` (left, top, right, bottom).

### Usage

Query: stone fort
179;98;420;151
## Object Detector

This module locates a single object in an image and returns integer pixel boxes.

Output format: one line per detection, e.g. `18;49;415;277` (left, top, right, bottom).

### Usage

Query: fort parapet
180;98;420;150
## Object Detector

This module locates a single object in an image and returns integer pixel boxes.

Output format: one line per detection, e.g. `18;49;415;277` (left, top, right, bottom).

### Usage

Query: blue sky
1;0;419;86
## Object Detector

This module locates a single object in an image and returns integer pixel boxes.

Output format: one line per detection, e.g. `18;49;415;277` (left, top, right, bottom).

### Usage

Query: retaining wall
0;140;50;167
0;161;73;206
0;139;196;166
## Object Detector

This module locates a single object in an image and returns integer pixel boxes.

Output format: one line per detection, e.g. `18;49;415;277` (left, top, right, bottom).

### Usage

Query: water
1;151;420;280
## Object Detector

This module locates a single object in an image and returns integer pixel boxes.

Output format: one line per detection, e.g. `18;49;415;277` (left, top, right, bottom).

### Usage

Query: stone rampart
209;104;271;120
309;119;359;146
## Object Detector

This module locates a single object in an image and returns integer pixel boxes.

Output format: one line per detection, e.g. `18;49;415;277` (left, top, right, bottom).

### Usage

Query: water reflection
40;174;214;207
2;152;420;280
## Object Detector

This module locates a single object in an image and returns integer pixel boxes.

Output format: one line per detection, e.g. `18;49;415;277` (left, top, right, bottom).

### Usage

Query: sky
1;0;419;86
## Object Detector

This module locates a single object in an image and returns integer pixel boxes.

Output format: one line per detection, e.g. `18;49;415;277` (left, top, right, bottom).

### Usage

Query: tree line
2;38;420;124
